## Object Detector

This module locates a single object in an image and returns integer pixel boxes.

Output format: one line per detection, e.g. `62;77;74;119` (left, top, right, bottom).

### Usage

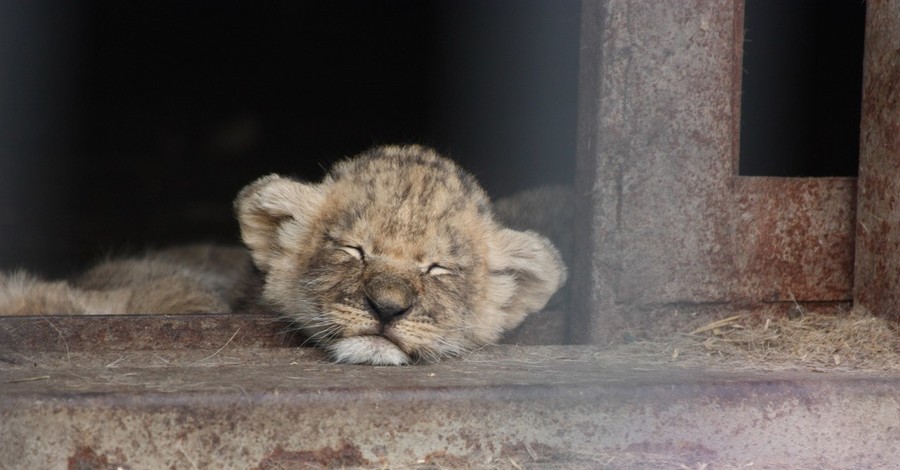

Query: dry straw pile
655;305;900;372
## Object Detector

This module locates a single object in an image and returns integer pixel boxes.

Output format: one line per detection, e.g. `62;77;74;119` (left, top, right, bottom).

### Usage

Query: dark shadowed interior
0;0;580;276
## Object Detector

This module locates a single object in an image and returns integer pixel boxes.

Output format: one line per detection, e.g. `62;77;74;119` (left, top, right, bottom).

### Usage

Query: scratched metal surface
2;345;900;469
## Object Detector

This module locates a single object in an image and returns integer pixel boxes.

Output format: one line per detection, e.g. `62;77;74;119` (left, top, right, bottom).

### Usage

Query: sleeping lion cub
0;145;567;365
236;145;567;364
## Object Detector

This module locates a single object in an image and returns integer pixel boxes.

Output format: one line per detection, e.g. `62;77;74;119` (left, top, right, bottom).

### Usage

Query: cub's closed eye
338;245;364;260
426;264;454;276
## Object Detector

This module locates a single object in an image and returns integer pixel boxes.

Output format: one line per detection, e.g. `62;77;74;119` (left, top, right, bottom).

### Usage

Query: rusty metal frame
572;0;858;344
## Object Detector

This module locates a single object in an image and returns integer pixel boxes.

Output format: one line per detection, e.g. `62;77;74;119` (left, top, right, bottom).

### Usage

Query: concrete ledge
0;311;567;352
2;346;898;468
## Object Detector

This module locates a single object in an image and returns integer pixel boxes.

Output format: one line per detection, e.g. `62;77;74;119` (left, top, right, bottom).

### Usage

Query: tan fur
0;245;254;315
493;185;574;262
236;145;567;365
493;185;574;310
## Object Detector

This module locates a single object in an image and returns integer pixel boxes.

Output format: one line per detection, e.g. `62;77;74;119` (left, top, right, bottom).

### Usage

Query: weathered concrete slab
854;0;900;319
2;346;899;469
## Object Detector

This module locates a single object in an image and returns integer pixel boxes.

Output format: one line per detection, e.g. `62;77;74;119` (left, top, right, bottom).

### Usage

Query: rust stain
254;443;370;470
421;450;471;467
67;446;129;470
732;177;856;302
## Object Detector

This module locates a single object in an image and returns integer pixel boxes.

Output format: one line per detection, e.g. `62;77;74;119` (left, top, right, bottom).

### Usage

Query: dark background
0;0;868;277
0;0;580;276
739;0;866;177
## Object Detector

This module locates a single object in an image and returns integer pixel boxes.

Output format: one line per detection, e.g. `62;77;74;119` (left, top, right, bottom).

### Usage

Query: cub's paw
325;337;411;366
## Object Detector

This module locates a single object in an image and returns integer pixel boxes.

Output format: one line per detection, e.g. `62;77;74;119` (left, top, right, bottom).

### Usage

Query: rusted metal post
572;0;743;344
854;0;900;319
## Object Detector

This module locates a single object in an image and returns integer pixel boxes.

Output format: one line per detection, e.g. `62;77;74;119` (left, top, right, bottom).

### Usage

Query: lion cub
236;145;567;365
0;145;566;365
0;245;255;315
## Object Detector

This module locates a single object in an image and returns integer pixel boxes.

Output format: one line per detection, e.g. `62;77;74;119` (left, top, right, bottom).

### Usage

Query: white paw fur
326;336;411;366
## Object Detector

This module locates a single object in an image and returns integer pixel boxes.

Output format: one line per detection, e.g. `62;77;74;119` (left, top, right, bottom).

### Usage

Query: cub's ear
234;174;326;272
488;228;568;329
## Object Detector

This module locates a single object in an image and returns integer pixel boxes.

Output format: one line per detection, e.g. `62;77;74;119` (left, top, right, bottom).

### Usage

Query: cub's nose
364;275;415;323
365;295;410;323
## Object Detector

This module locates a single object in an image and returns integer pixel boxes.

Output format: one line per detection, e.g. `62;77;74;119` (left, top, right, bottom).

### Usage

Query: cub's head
235;145;566;365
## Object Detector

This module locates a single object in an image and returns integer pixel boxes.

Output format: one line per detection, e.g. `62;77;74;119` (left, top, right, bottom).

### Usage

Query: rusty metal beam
854;0;900;319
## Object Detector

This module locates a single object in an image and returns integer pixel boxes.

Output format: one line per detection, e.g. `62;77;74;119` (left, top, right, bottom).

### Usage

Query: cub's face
236;145;566;365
